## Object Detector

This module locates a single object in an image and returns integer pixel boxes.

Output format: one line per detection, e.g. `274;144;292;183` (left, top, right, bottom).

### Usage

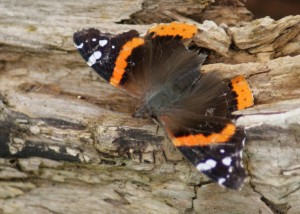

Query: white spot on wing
93;51;102;59
197;163;209;171
196;159;217;171
92;38;97;42
222;157;232;166
74;43;83;49
206;159;217;168
87;51;102;66
87;58;94;66
220;149;225;153
218;178;226;185
99;39;108;47
112;45;115;49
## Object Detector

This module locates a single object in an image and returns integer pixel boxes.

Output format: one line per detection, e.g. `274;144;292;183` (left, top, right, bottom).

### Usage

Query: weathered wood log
0;0;299;213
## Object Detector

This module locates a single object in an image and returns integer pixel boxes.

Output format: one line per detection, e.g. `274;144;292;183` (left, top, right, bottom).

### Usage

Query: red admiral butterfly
73;22;254;189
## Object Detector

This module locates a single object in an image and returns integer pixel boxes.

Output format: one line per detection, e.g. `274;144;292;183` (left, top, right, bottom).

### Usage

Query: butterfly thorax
133;86;177;119
135;69;201;119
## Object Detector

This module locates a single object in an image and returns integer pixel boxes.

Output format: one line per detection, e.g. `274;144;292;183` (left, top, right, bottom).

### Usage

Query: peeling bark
0;0;299;213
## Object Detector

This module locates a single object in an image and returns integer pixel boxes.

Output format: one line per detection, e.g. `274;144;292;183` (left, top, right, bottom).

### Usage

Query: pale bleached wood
0;0;300;213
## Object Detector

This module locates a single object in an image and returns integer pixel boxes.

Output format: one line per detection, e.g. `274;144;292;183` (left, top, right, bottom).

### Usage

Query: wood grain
0;0;299;213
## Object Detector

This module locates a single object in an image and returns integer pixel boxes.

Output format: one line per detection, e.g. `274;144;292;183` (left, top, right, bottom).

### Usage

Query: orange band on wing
110;38;145;87
231;75;254;110
147;22;197;39
173;123;236;147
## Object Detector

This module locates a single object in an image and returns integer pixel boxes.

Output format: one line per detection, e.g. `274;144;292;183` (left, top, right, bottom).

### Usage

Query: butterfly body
73;22;254;189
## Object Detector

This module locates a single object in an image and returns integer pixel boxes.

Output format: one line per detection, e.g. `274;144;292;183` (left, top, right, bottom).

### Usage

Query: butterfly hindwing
157;72;251;189
177;130;246;189
161;115;246;189
228;75;254;111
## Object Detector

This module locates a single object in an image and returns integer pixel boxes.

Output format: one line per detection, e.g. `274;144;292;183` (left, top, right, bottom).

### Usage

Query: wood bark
0;0;299;213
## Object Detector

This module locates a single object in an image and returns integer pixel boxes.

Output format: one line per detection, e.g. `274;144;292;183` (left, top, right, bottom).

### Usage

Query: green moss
26;25;37;32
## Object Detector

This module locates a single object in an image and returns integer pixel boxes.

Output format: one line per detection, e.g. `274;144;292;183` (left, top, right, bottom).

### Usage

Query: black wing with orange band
73;22;198;98
161;116;246;189
159;74;253;189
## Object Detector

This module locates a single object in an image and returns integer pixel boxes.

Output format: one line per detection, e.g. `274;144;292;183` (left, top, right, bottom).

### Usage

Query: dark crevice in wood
261;196;291;214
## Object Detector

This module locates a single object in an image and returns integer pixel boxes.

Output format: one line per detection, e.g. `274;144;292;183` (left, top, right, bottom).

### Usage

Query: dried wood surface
0;0;300;213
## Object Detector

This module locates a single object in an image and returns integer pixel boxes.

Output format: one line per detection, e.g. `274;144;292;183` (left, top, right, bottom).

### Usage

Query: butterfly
73;22;254;189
